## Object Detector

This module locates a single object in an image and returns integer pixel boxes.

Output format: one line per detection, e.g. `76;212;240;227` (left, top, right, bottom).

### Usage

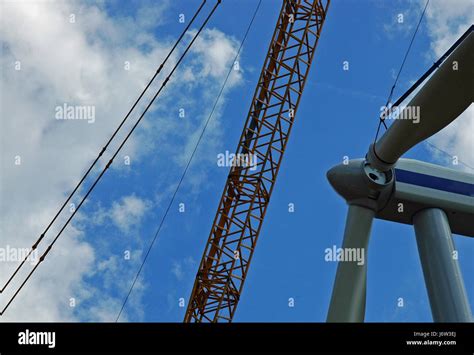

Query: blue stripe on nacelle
395;169;474;197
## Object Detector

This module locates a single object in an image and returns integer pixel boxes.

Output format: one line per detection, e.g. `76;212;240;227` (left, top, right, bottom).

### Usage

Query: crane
184;0;330;323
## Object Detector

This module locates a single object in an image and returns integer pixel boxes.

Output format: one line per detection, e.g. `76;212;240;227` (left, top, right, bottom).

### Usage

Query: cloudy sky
0;0;472;322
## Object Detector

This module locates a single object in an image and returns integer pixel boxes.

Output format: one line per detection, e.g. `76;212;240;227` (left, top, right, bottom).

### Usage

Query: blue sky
0;0;472;322
96;0;472;322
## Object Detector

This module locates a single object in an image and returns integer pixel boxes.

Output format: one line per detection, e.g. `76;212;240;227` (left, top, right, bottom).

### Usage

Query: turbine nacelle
328;158;474;237
327;159;393;211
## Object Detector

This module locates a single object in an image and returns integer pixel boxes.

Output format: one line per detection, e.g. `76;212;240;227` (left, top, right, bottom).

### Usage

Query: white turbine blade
327;204;374;322
369;30;474;171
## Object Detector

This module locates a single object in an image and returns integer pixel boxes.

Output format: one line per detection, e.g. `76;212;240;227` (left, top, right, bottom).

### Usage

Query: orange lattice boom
185;0;330;322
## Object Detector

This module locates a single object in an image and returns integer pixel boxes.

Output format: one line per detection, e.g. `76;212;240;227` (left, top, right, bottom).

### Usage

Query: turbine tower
326;26;474;322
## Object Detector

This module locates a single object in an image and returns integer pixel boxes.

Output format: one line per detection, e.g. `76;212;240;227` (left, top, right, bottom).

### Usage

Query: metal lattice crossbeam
185;0;330;323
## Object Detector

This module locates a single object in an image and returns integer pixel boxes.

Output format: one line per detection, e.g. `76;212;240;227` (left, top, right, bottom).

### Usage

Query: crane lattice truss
185;0;330;322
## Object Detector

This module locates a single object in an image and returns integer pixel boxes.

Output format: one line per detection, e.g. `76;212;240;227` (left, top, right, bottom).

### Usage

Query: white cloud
171;261;184;281
109;195;151;233
189;28;242;83
90;194;151;234
423;0;474;57
429;106;474;169
171;256;195;281
0;0;243;321
420;0;474;169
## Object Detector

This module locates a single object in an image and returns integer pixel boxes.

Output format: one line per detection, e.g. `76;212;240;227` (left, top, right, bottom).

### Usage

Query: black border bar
0;322;473;353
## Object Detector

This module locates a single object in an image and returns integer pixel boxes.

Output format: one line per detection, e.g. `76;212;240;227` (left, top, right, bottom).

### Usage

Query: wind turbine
326;26;474;322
